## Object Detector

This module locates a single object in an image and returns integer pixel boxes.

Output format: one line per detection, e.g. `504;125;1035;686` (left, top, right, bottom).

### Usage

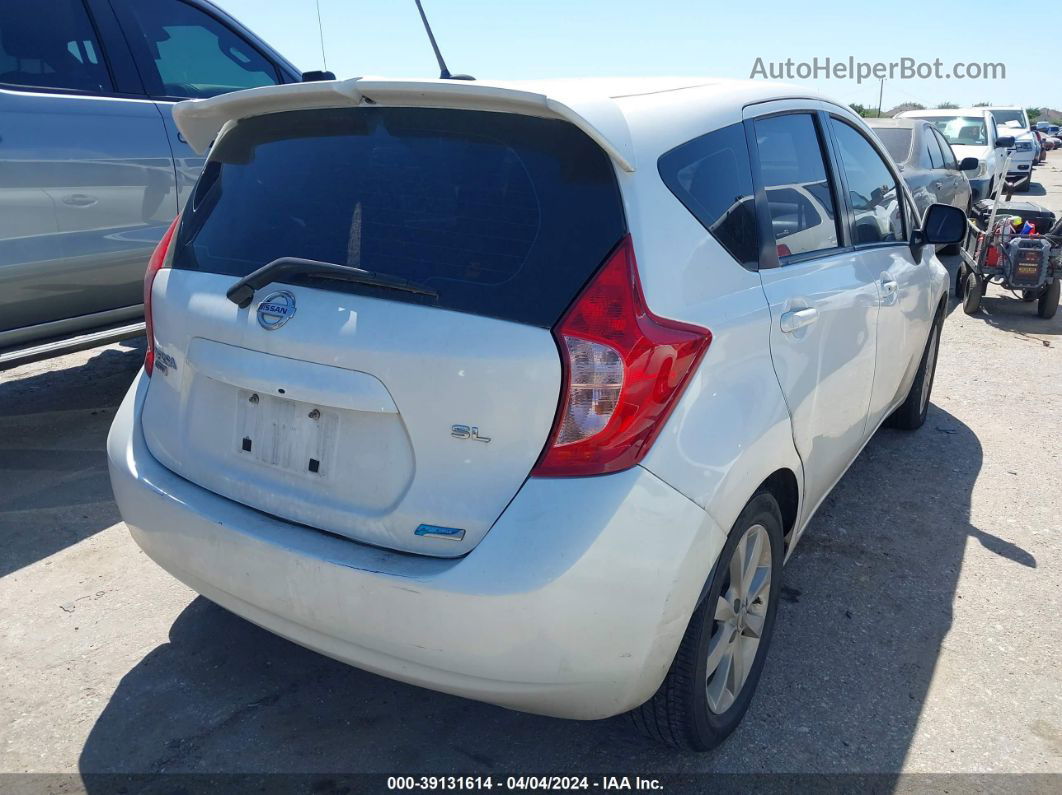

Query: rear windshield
873;127;912;164
173;107;626;327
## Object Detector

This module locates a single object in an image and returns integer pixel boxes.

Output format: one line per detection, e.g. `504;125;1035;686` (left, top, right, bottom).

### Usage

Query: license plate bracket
235;389;338;478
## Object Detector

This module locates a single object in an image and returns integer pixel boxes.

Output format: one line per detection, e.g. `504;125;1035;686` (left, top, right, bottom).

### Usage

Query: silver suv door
111;0;290;210
0;0;177;345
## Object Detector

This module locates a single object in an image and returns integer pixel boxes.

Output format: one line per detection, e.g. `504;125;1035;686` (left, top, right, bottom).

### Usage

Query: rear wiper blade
226;257;438;308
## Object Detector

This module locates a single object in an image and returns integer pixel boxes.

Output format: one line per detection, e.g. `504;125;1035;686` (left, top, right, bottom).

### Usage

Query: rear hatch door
142;106;626;556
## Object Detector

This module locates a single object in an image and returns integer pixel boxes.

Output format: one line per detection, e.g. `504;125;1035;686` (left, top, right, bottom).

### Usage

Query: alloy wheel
704;524;773;714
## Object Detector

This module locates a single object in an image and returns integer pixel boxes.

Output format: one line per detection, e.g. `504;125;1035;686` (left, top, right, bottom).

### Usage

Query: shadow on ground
77;404;1034;777
0;340;144;577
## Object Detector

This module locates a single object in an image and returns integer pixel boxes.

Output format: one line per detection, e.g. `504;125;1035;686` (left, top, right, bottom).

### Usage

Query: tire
1039;279;1060;319
955;263;969;300
630;491;783;751
962;271;984;315
886;313;942;431
1017;176;1031;193
1021;289;1039;303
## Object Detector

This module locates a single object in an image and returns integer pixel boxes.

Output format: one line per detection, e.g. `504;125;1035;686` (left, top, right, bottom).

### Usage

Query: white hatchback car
108;77;964;750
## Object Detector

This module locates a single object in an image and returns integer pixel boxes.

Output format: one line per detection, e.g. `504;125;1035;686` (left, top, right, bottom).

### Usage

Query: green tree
850;103;868;117
936;101;959;109
1027;107;1041;122
973;101;992;107
887;102;925;116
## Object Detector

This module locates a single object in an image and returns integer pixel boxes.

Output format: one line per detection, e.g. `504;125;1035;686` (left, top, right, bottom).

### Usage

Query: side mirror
915;203;967;250
995;136;1016;149
959;156;980;171
301;70;336;82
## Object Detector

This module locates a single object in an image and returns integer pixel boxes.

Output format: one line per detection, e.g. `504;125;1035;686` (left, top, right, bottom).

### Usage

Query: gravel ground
1;153;1060;785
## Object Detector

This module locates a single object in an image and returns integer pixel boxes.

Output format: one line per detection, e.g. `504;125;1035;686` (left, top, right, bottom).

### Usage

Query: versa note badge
451;424;491;443
256;290;296;330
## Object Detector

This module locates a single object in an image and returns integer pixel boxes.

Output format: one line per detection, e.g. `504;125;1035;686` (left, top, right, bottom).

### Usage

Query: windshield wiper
226;257;438;308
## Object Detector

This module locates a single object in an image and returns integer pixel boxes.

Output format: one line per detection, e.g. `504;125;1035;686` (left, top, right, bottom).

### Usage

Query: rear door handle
779;307;818;333
62;193;97;207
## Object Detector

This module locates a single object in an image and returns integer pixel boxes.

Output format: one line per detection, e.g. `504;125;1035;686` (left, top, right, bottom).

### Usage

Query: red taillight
532;236;712;477
143;216;180;376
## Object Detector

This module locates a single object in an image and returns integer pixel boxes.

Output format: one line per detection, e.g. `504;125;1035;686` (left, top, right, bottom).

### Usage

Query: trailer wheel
963;272;984;315
955;264;969;300
1039;280;1060;319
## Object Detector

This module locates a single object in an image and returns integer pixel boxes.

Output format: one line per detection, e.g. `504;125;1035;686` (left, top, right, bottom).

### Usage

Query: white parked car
108;77;964;750
985;106;1039;191
899;108;1015;199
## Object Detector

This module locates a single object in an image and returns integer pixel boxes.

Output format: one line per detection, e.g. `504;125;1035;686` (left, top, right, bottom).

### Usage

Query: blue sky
214;0;1058;110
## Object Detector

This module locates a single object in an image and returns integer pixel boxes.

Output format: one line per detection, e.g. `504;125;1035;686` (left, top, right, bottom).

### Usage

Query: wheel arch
760;468;800;555
695;465;802;609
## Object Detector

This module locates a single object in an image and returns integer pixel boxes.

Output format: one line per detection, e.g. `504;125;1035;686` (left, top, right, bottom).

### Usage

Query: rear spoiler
172;77;637;172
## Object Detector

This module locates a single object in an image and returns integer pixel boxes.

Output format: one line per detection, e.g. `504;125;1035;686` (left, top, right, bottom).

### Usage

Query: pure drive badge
256;290;296;330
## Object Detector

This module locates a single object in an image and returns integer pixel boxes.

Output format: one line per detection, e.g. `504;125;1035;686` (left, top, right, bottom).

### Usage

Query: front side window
753;113;840;259
829;120;905;245
925;129;945;169
0;0;111;93
122;0;277;98
658;123;759;268
933;129;958;169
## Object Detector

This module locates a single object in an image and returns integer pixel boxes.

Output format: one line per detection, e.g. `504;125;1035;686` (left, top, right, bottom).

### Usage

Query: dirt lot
2;155;1061;785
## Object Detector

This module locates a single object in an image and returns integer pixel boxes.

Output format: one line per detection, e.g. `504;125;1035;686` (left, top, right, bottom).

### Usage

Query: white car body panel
111;371;722;719
143;269;561;557
108;76;952;719
615;154;805;543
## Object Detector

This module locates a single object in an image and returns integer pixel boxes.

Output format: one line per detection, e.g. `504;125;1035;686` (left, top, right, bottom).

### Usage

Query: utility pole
877;78;885;117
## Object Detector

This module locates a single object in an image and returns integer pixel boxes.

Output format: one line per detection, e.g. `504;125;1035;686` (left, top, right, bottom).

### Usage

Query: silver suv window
0;0;111;93
121;0;277;98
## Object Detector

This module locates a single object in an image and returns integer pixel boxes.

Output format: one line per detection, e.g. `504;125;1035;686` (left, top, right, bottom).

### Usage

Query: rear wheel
962;272;984;314
1039;280;1060;319
886;314;942;430
630;491;783;751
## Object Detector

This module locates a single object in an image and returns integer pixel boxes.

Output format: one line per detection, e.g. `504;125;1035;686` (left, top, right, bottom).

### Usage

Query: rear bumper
108;372;722;719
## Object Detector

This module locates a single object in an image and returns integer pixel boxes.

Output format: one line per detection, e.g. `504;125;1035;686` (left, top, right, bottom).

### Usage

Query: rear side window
658;123;759;268
0;0;111;93
873;127;912;164
174;107;626;328
753;113;840;259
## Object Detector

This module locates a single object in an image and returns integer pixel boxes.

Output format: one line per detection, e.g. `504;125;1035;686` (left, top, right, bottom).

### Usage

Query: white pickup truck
986;106;1038;191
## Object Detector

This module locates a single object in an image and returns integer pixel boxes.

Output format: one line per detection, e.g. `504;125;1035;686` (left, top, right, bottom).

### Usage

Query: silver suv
0;0;300;368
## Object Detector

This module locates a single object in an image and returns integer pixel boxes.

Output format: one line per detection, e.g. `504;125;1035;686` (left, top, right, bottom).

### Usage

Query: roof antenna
301;0;336;81
315;0;328;72
412;0;474;80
